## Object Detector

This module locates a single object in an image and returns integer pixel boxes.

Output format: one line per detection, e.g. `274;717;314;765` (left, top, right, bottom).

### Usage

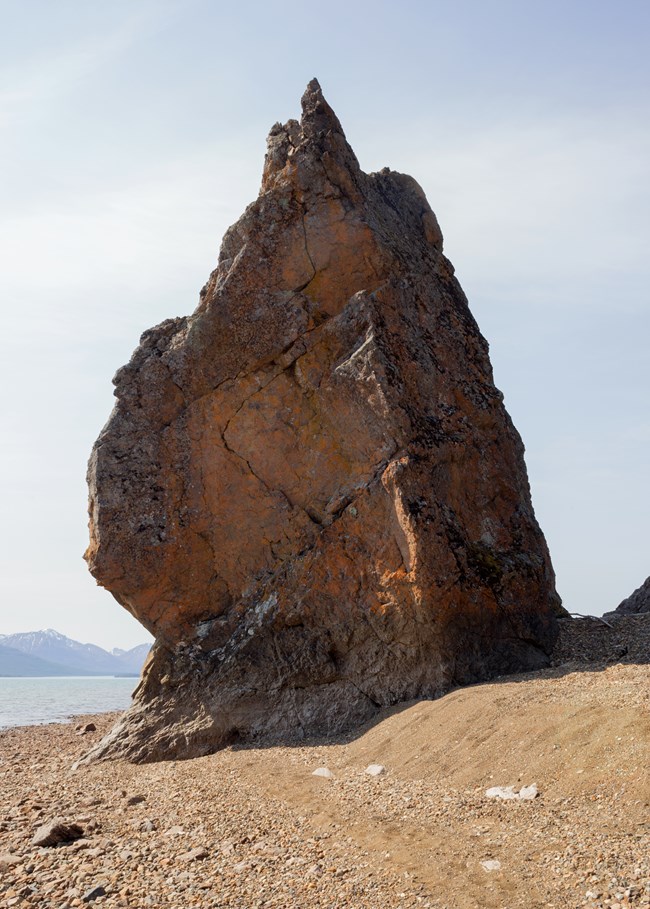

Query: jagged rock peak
82;80;562;764
262;78;360;193
301;77;345;135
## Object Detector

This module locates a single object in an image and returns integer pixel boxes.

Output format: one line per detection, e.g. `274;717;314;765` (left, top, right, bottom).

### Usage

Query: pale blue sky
1;0;648;648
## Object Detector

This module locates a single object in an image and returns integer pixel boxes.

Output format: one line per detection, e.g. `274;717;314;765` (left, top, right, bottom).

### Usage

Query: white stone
312;767;334;779
480;859;502;872
485;783;539;801
365;764;385;776
485;785;519;800
519;783;539;800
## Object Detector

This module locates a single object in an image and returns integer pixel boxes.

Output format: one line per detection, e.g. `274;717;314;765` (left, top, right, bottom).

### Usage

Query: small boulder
311;768;334;779
480;859;502;872
0;853;22;871
32;818;84;847
125;795;146;806
76;723;97;736
364;764;385;777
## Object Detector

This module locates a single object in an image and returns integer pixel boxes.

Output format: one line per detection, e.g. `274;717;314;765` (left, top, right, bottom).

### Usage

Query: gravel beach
1;643;648;909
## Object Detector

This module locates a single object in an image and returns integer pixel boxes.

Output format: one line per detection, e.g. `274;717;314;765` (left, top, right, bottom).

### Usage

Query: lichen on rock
83;79;563;763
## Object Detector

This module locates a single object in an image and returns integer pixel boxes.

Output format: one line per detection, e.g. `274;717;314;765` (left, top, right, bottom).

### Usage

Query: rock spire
83;80;562;762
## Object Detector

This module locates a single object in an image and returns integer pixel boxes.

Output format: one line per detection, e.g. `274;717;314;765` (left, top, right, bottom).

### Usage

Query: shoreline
0;676;136;734
1;661;649;908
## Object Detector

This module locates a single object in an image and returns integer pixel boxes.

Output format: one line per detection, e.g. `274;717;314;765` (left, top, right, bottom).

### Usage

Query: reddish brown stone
83;80;563;763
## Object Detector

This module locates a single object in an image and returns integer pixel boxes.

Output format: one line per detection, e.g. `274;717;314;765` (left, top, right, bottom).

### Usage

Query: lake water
0;677;137;729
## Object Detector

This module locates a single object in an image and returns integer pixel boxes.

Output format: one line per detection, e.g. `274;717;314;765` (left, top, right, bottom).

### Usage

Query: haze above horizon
1;0;648;649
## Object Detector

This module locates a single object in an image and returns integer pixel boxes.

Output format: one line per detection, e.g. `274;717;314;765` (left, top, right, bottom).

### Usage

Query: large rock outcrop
83;80;562;763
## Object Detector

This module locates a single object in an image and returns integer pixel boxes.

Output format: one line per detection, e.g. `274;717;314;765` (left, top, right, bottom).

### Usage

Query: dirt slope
254;662;649;908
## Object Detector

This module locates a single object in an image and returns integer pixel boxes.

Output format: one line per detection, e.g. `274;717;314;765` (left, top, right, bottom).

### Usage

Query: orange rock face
84;80;563;762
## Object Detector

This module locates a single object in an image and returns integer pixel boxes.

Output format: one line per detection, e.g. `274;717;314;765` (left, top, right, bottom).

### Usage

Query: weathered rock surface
83;79;562;763
608;575;650;616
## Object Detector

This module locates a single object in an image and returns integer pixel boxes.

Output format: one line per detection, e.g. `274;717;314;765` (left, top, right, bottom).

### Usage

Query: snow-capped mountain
0;642;89;677
0;630;151;677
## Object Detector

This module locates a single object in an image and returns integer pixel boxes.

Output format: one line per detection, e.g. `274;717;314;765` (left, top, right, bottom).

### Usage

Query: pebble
178;846;208;863
0;854;22;871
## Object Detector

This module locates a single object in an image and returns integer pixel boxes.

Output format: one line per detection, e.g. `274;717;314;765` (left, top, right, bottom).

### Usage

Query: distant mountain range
0;629;151;677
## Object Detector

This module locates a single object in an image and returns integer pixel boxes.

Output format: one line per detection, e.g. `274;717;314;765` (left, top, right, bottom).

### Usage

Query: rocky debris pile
607;576;650;616
84;78;562;764
551;613;650;666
